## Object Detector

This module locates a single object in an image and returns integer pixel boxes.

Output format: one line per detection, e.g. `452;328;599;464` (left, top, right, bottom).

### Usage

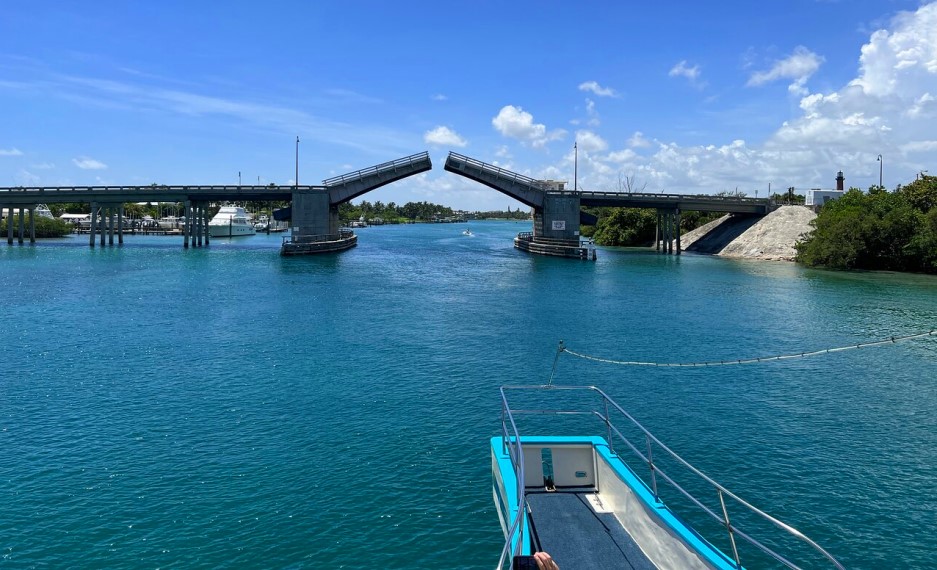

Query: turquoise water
2;221;935;568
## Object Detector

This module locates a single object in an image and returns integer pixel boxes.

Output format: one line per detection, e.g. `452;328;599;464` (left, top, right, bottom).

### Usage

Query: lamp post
877;154;883;189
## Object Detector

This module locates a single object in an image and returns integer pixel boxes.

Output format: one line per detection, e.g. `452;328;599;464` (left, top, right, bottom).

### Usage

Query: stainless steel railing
496;389;529;570
497;385;845;570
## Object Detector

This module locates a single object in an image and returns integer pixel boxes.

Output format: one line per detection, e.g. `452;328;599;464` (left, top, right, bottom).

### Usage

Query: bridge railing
448;152;555;191
578;191;769;205
322;152;430;187
0;185;318;193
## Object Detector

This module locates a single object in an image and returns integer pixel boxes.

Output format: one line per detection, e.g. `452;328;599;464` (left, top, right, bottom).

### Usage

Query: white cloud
72;157;107;170
533;4;937;195
747;46;824;95
423;126;467;147
431;94;448;101
669;60;700;81
29;162;55;170
575;130;608;153
628;131;652;148
491;105;566;148
585;98;600;126
0;148;23;156
578;81;618;97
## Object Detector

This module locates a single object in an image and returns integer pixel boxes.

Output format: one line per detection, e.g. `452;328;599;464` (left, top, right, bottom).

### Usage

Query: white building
805;171;846;207
806;189;844;206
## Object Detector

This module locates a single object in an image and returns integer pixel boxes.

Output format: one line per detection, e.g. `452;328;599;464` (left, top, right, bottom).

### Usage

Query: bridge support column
539;193;581;242
197;203;203;246
4;205;11;244
203;203;210;246
18;207;25;244
28;206;35;243
107;207;115;245
663;210;669;254
89;203;97;247
656;210;661;252
675;208;681;255
291;189;339;239
667;212;673;255
100;207;106;247
118;205;124;245
195;203;200;246
183;200;191;248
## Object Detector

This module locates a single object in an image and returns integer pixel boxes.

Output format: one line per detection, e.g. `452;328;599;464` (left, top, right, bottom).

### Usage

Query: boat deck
526;489;655;570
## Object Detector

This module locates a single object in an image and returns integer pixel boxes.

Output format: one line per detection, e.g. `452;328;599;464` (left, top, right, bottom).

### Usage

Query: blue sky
2;0;935;210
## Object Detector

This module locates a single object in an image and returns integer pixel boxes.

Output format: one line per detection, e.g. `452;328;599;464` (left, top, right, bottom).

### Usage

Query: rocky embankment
679;205;816;261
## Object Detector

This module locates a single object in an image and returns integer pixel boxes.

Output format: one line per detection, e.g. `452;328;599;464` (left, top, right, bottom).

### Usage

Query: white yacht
209;205;255;237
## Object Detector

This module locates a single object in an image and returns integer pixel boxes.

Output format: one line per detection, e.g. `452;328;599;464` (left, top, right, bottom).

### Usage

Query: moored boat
209;205;255;237
493;384;844;569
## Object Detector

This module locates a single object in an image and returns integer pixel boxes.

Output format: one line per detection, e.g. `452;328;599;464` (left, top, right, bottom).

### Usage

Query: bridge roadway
0;185;304;205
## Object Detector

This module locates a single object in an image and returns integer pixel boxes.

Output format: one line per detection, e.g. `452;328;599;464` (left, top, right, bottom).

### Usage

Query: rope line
561;330;937;368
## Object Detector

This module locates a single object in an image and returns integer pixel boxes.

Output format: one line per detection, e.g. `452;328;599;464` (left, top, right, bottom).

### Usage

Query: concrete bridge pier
118;205;124;245
107;206;115;245
184;200;191;248
4;204;11;244
656;208;681;255
194;202;202;247
291;189;340;238
539;193;582;241
17;208;25;244
29;206;36;244
199;202;211;247
89;202;97;247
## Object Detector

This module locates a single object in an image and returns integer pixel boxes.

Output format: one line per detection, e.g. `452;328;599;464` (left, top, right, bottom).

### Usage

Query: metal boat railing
497;385;845;570
496;390;529;570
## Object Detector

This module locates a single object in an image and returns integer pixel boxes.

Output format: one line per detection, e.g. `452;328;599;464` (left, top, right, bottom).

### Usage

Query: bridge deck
579;191;770;214
0;185;306;204
324;151;432;205
444;152;547;208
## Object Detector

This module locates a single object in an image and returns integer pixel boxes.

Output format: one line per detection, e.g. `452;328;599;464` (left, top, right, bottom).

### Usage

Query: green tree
796;186;931;272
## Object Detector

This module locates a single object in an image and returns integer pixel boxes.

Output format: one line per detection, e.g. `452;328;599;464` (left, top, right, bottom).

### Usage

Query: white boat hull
208;222;255;237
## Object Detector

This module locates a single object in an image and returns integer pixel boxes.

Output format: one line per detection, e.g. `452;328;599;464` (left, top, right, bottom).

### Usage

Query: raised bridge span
0;152;431;250
445;151;772;256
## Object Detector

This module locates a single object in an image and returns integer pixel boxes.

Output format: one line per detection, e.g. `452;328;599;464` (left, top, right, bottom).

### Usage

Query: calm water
2;221;935;568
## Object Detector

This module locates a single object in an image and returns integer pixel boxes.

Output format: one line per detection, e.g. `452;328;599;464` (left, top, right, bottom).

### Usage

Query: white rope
561;330;937;368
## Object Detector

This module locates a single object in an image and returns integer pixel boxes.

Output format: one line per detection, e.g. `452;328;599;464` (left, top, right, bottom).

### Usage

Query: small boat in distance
462;229;472;236
493;385;845;569
209;205;255;238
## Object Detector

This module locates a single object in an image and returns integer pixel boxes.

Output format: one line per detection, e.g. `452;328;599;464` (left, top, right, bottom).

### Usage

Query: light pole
877;154;883;189
295;136;300;189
